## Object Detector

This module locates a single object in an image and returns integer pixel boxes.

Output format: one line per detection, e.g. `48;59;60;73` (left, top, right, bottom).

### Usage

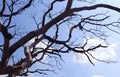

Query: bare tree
0;0;120;77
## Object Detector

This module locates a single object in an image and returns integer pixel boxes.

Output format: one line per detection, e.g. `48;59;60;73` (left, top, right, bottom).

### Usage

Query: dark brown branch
0;22;13;67
70;4;120;13
86;44;108;52
0;0;6;14
65;0;73;12
1;1;120;76
87;52;117;63
42;0;56;27
0;0;33;17
9;10;69;59
8;3;120;60
84;52;95;66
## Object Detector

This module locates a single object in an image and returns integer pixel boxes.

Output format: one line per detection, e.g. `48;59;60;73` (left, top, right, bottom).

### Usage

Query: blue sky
1;0;120;77
44;1;120;77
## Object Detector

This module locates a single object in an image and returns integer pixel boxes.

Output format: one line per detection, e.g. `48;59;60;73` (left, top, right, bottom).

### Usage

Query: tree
0;0;120;77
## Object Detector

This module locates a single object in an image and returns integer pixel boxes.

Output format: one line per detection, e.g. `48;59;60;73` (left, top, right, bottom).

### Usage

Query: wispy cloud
26;38;51;63
0;75;7;77
91;75;104;77
26;38;47;48
27;73;34;77
73;38;117;64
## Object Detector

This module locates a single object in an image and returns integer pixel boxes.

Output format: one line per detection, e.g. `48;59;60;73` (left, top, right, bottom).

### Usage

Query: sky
1;0;120;77
44;0;120;77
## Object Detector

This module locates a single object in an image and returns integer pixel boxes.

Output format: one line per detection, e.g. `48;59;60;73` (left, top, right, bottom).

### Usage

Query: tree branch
70;4;120;13
0;0;33;17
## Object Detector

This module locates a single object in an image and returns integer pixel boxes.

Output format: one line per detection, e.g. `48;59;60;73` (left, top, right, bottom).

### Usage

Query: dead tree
0;0;120;76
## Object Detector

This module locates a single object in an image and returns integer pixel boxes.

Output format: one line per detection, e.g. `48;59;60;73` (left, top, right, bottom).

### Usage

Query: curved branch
70;4;120;13
0;0;6;14
0;0;33;17
9;10;69;58
42;0;56;27
21;47;33;69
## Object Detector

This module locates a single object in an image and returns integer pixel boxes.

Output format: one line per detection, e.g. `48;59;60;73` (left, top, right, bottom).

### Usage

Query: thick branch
0;22;13;67
9;11;69;58
8;3;120;59
65;0;73;12
70;4;120;13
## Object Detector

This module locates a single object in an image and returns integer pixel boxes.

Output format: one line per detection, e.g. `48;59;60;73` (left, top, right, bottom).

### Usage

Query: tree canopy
0;0;120;77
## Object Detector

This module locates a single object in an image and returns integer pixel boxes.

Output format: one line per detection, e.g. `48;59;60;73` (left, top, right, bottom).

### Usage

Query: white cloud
26;38;47;49
27;73;34;77
26;38;51;63
84;38;106;49
73;38;117;64
0;75;7;77
73;53;89;64
92;75;104;77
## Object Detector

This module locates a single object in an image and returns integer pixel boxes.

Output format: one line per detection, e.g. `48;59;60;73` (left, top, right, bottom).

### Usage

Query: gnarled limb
7;46;33;77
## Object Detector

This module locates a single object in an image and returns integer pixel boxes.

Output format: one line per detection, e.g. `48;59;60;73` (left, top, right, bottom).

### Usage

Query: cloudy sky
1;0;120;77
45;0;120;77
